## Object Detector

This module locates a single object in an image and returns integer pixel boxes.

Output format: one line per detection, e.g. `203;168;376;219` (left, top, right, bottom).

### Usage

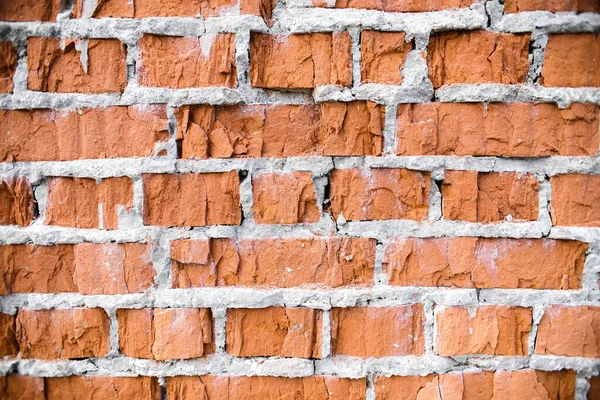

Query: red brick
542;34;600;87
361;31;412;84
117;308;214;360
0;375;45;400
536;306;600;358
27;38;127;93
226;307;323;358
330;305;424;357
142;172;241;226
138;34;236;88
46;177;133;229
171;237;375;288
374;370;575;400
252;172;320;224
73;0;237;18
0;244;76;295
0;106;169;162
74;243;156;295
250;32;352;89
0;0;61;21
240;0;276;19
0;178;37;226
505;0;600;12
384;238;587;290
590;376;600;400
176;101;384;158
321;0;474;12
428;31;530;88
329;168;430;221
16;308;110;359
396;102;600;157
0;313;18;356
45;376;160;400
550;174;600;226
166;375;366;400
435;306;532;356
0;41;17;93
442;171;539;223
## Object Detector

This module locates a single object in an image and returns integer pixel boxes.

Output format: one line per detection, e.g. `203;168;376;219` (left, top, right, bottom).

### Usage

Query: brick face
505;0;600;12
542;34;600;87
361;31;412;84
0;0;62;21
550;174;600;227
0;41;17;93
0;178;37;226
323;0;474;12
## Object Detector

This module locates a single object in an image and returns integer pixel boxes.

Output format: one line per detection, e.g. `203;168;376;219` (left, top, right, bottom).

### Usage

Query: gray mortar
0;1;600;398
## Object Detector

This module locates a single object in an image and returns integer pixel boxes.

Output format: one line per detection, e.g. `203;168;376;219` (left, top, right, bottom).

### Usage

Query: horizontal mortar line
0;287;595;311
494;12;600;33
0;354;598;379
1;155;600;177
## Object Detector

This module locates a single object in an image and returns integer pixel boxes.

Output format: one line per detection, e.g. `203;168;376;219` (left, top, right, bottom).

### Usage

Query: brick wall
0;0;599;399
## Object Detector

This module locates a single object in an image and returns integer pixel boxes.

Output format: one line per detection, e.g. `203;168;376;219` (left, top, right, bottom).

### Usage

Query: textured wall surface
0;0;600;398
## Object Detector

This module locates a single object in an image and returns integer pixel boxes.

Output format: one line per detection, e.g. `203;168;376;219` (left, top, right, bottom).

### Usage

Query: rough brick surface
73;0;237;18
322;0;474;12
505;0;600;12
0;375;45;400
536;306;600;358
27;38;127;93
166;376;366;399
330;168;430;221
435;306;532;356
16;308;110;359
0;41;17;93
361;31;412;84
542;34;600;87
442;171;539;223
396;102;600;156
384;238;586;289
252;172;320;224
176;102;384;158
138;35;237;88
46;177;133;229
118;308;214;360
171;237;375;288
330;305;424;357
0;0;61;21
226;307;323;358
428;31;530;87
550;174;600;227
0;178;36;226
0;106;169;162
0;313;17;356
142;172;241;226
250;32;352;89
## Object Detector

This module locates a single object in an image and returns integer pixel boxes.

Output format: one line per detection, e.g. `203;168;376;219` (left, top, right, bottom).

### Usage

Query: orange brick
226;307;323;358
542;34;600;87
0;0;62;21
322;0;474;12
0;178;37;227
46;376;160;400
0;41;17;93
550;174;600;226
73;0;237;18
361;31;412;84
505;0;600;12
0;375;45;400
0;313;18;356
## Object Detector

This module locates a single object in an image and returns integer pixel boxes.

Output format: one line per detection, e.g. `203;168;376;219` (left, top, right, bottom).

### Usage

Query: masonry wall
0;0;599;399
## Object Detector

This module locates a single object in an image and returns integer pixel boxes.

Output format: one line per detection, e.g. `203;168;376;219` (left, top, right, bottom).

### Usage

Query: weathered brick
16;308;110;359
361;31;412;84
0;106;169;162
226;307;323;358
396;102;600;157
0;375;45;400
0;178;37;226
542;34;600;87
252;172;320;224
329;168;430;221
330;305;424;357
250;32;352;89
46;177;133;229
590;377;600;400
171;237;375;288
118;308;214;360
138;34;237;88
384;238;587;290
0;0;61;21
0;41;17;93
45;376;160;400
435;306;532;356
73;0;237;18
536;306;600;358
505;0;600;12
142;172;241;226
442;171;539;223
0;313;18;356
176;101;384;158
318;0;474;12
550;174;600;227
428;31;530;88
374;370;576;400
166;376;366;400
27;38;127;93
240;0;276;19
